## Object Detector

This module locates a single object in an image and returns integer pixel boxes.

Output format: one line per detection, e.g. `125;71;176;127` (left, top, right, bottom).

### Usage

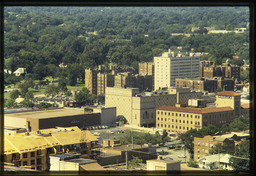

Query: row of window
157;123;194;130
157;112;201;119
157;119;200;125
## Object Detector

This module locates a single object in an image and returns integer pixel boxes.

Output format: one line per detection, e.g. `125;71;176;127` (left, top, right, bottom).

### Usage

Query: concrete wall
60;161;79;171
4;116;27;128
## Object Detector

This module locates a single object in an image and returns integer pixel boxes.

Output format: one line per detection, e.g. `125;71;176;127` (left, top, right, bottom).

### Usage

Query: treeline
4;7;249;82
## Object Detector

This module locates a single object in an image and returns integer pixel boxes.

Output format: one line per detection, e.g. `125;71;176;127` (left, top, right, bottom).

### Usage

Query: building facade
215;91;241;117
4;126;99;171
175;77;234;92
154;49;200;90
200;61;240;81
156;106;234;133
105;87;202;127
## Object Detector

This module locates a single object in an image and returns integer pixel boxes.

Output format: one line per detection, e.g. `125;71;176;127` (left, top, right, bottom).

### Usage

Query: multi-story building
194;131;250;161
215;91;241;117
175;77;234;92
85;66;153;96
4;126;99;171
156;106;234;133
85;68;98;95
105;87;202;127
156;90;249;133
200;60;240;81
154;49;200;90
96;72;115;95
139;62;154;76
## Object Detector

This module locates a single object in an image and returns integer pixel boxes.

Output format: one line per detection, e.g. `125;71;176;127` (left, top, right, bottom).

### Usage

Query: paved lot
90;126;190;162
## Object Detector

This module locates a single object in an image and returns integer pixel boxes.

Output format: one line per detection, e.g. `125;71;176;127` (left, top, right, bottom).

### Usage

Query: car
93;132;101;136
175;145;182;148
178;155;186;158
117;130;124;133
107;130;114;134
168;145;176;149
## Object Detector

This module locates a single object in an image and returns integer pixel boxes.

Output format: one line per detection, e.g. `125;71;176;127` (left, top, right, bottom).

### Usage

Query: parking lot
89;126;190;162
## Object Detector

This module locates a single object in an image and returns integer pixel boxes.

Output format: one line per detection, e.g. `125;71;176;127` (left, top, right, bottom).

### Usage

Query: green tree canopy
75;88;95;106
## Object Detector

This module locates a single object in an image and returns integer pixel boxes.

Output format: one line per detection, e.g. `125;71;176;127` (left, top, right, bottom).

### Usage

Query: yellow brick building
156;106;234;133
105;87;202;127
215;91;241;117
4;126;99;171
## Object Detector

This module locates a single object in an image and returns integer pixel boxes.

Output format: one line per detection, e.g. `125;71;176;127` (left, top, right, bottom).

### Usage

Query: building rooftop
147;158;179;164
241;104;250;109
216;91;241;96
4;126;98;155
4;108;95;119
64;158;96;165
157;106;233;114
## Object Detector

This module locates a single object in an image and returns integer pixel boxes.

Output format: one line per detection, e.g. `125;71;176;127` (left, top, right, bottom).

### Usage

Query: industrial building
4;108;101;131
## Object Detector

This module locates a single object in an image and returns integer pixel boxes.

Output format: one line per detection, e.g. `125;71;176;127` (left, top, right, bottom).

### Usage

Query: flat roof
217;91;241;96
157;106;234;114
64;158;96;165
5;108;97;119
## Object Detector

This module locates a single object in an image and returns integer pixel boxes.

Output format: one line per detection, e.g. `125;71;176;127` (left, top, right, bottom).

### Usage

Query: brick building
175;77;234;92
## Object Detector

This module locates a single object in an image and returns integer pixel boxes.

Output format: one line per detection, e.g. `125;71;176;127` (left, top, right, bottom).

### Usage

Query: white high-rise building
154;49;200;90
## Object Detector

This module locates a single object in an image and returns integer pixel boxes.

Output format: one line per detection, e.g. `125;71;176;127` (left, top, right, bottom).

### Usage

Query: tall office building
154;49;200;90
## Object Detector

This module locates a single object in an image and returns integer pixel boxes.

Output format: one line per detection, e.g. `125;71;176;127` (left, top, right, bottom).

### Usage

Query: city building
139;62;154;75
4;126;99;171
105;87;202;127
194;131;250;161
200;60;240;81
84;106;116;126
49;153;106;172
4;108;101;131
156;106;234;133
215;91;241;117
154;49;200;90
175;77;234;92
85;66;153;96
146;156;180;171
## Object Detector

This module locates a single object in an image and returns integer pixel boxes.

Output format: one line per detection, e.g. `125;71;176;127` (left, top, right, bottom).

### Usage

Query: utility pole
126;150;128;169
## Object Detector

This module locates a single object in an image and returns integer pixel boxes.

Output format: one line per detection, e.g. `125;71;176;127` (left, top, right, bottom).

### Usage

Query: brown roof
216;91;241;96
157;106;234;114
241;104;250;109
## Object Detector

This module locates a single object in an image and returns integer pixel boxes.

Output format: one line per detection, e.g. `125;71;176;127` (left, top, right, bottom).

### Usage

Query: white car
93;132;101;136
107;130;114;134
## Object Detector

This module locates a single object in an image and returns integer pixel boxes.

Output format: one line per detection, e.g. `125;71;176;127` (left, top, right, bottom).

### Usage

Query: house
198;154;233;170
13;68;27;76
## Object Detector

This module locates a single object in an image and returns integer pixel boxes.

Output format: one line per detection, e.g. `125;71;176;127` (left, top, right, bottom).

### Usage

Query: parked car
178;155;186;158
117;130;124;133
93;132;101;136
107;130;114;134
168;145;176;149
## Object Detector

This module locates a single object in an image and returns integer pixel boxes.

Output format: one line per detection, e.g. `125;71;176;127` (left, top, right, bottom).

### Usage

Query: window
31;160;35;165
31;152;35;157
23;161;27;166
23;153;27;158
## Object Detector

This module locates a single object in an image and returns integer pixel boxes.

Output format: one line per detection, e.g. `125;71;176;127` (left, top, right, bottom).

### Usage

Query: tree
229;140;250;171
25;91;34;100
209;143;227;155
58;77;68;93
128;156;143;168
44;84;59;98
5;99;17;108
75;88;95;106
116;115;127;125
10;89;21;100
38;102;49;109
229;116;249;132
187;159;199;168
21;100;34;107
